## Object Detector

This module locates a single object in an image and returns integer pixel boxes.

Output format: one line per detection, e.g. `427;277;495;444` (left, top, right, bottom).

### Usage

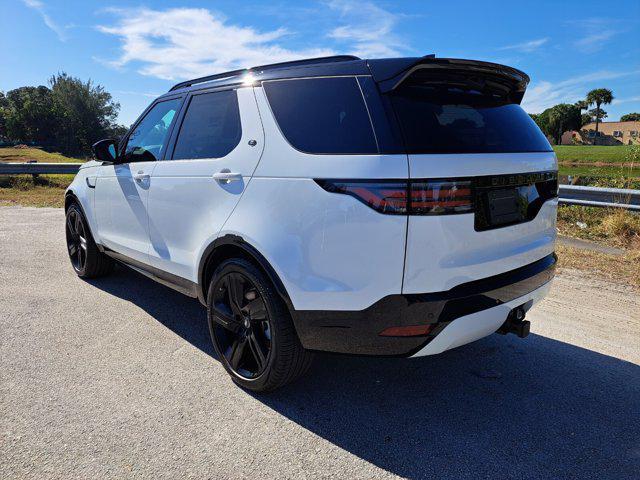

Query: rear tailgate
403;152;557;294
376;57;558;294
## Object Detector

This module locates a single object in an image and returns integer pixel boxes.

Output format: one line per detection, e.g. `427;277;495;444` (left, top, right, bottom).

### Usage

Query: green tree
547;103;582;145
4;86;57;145
49;73;122;155
588;108;607;123
0;92;8;139
530;104;581;144
574;100;592;126
575;100;589;112
530;112;550;138
620;113;640;122
585;88;614;141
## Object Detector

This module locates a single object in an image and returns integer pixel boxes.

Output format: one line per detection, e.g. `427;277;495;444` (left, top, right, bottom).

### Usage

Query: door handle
133;172;150;182
212;170;242;184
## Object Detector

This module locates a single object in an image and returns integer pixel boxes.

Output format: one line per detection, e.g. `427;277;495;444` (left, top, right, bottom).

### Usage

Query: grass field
0;147;85;164
0;147;82;207
0;174;73;208
553;145;636;164
558;205;640;248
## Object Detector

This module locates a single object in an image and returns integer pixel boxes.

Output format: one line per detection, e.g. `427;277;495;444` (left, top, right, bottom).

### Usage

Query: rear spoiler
367;56;530;104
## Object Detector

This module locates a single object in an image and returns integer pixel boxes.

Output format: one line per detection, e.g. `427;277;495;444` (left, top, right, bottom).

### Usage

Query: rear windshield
263;77;378;154
390;86;551;154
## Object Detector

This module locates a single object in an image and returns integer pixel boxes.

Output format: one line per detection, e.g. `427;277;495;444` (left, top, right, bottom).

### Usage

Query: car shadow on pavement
90;264;640;480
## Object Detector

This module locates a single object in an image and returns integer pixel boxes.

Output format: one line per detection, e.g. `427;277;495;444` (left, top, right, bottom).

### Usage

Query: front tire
206;258;313;392
65;203;114;278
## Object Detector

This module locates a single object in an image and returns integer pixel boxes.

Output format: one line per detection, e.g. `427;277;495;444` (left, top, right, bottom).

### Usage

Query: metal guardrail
0;162;83;175
1;162;639;211
558;185;640;211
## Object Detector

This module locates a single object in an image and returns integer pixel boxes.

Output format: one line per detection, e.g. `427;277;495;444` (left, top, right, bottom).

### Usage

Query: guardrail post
27;160;38;181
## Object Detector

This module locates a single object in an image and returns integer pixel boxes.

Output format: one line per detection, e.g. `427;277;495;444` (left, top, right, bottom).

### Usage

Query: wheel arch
64;189;79;211
197;235;293;312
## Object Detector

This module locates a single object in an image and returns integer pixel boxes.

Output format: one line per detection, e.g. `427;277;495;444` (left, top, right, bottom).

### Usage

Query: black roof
164;54;530;102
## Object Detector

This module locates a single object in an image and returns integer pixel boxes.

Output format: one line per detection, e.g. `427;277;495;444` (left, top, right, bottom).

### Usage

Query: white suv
65;55;557;392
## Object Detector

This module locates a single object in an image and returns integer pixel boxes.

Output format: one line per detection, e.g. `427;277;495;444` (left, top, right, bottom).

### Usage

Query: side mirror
92;139;118;164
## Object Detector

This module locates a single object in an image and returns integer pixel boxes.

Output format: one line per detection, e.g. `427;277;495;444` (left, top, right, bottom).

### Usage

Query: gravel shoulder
1;206;639;479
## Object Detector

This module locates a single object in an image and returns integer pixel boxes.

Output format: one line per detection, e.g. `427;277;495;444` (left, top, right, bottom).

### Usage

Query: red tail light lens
316;179;474;216
410;180;473;215
315;180;408;214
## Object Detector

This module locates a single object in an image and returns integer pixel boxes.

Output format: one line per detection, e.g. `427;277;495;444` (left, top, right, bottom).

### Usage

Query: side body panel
146;87;265;281
218;86;409;311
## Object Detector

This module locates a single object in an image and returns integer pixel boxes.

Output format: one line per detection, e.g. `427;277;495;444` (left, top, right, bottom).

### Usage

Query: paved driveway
1;206;639;479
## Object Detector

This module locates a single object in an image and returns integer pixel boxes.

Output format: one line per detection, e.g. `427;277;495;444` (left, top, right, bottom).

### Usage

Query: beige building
563;120;640;145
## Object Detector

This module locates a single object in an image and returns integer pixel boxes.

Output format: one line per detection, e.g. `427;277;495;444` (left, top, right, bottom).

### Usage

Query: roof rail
169;68;248;92
251;55;360;71
169;55;361;92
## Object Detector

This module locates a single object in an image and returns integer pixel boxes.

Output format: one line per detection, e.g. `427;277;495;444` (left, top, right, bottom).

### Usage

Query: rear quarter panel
218;86;409;311
219;177;407;311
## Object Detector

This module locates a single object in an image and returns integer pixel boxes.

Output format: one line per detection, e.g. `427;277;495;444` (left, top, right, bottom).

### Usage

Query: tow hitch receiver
497;304;531;338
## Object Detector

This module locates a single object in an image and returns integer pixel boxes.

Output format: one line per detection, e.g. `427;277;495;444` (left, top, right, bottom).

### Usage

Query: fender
65;190;108;254
197;234;293;310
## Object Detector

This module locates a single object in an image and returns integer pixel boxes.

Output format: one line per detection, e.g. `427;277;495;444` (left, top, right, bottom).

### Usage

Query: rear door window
172;90;242;160
263;77;378;154
390;87;552;154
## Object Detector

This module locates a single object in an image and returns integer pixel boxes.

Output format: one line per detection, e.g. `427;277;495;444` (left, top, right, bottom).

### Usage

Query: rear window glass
172;90;241;160
390;87;551;154
263;77;378;154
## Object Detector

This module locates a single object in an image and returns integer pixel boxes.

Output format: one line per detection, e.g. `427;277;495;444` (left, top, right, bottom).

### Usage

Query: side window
172;90;242;160
122;98;181;163
263;77;378;154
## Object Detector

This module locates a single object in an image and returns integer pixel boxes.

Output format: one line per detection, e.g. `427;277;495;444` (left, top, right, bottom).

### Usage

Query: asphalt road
1;206;639;479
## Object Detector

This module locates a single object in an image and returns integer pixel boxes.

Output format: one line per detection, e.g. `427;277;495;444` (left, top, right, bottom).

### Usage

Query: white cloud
97;7;336;81
113;90;162;98
570;18;620;51
498;37;549;53
327;0;406;57
574;30;617;49
22;0;67;41
612;95;640;105
522;70;640;113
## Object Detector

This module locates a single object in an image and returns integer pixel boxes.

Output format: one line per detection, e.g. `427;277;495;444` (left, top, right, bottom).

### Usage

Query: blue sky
1;0;639;126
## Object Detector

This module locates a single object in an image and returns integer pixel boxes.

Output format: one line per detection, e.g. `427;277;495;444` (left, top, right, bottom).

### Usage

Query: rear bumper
291;253;556;356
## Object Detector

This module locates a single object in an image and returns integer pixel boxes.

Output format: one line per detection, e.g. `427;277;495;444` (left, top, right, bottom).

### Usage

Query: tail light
316;179;473;215
411;180;473;215
315;180;408;214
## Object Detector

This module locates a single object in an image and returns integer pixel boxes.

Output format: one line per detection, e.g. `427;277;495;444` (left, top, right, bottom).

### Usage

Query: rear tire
65;203;114;279
206;258;313;392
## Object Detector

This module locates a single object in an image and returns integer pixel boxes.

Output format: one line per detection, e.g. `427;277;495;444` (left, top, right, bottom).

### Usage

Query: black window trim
118;94;186;164
261;75;382;156
166;85;242;162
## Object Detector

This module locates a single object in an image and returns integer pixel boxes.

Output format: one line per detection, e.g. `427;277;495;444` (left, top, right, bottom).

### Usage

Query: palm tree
574;100;589;112
586;88;614;143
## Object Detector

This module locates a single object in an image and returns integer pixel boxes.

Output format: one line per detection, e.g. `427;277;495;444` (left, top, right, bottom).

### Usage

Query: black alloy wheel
207;258;313;392
64;203;114;278
210;271;272;379
66;207;88;273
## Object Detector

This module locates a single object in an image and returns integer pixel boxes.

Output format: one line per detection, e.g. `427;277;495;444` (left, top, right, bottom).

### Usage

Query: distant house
562;121;640;145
